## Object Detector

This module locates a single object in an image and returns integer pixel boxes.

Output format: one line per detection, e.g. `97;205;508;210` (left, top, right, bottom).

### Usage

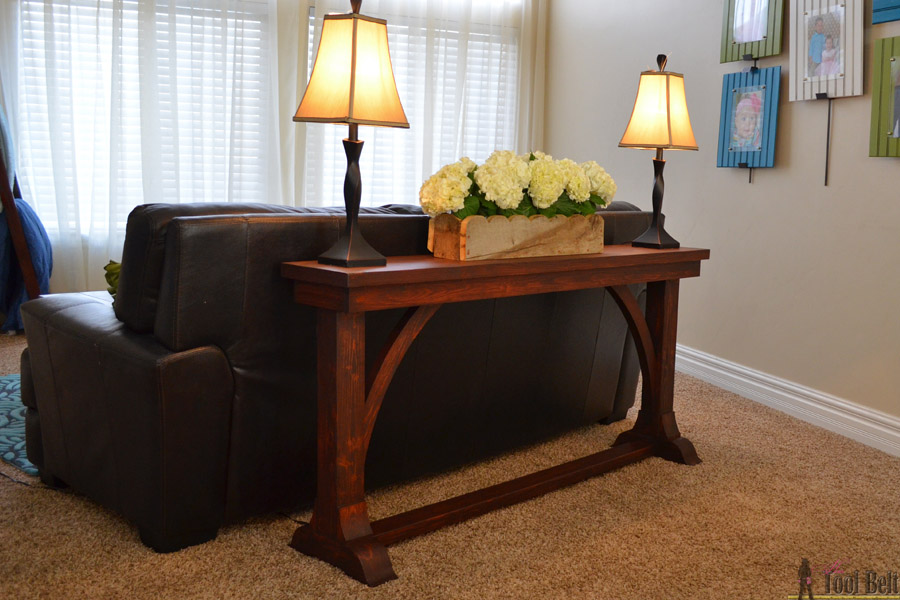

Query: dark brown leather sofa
19;202;650;552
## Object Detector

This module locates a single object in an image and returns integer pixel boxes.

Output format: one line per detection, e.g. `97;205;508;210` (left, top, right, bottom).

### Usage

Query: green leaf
589;193;608;207
552;193;581;217
518;196;538;216
538;205;558;218
104;260;121;298
578;200;598;216
452;194;481;220
479;197;498;216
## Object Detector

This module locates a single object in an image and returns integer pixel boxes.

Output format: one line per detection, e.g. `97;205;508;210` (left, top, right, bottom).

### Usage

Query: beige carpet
0;333;24;376
2;334;899;599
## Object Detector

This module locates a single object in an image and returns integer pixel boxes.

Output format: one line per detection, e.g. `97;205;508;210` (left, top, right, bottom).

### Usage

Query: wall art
788;0;863;100
873;0;900;24
869;35;900;157
721;0;786;62
718;66;782;168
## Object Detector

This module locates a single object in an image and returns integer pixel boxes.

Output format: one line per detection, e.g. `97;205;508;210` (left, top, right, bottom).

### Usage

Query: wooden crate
427;213;604;261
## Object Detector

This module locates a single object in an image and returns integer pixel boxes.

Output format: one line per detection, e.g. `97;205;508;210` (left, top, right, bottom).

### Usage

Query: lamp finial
351;0;362;13
656;54;667;71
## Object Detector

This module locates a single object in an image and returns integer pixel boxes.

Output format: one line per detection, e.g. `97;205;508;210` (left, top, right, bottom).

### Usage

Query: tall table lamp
619;54;698;249
294;0;409;267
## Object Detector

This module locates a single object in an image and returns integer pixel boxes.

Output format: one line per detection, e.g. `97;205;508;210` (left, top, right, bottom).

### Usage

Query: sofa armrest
21;292;234;550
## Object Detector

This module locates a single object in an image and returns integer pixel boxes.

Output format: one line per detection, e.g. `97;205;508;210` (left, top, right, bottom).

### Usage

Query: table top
282;245;710;312
283;245;710;286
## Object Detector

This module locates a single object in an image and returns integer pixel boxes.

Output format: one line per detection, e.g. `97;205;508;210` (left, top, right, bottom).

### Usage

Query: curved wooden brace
606;285;657;400
363;304;442;448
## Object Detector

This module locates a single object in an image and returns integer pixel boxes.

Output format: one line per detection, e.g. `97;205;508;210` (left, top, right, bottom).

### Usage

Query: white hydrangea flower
473;150;530;210
528;157;566;209
558;158;590;203
581;161;617;205
418;157;476;216
520;150;553;162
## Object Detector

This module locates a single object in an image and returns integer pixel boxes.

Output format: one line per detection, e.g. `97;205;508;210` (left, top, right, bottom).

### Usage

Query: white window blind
16;0;271;241
303;1;522;208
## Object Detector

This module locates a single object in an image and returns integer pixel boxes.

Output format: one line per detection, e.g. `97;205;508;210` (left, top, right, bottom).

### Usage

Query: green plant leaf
522;197;538;217
553;193;581;217
479;197;498;216
578;200;598;216
104;260;121;298
452;194;482;220
589;193;608;207
538;205;558;218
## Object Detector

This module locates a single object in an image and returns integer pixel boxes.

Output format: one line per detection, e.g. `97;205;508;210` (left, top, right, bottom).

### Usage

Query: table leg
613;280;700;465
289;310;397;586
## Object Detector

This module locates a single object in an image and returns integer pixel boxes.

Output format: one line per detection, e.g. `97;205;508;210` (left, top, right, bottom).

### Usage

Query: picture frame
717;66;782;168
789;0;863;101
869;36;900;157
873;0;900;24
721;0;785;63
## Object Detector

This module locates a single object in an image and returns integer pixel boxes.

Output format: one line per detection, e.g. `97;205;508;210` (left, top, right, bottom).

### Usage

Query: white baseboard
675;344;900;458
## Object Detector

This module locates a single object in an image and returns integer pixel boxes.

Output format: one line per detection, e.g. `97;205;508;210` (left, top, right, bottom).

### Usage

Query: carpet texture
1;363;899;599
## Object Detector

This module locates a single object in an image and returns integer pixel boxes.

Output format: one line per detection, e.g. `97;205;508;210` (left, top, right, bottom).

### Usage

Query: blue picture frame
717;66;781;168
874;0;900;24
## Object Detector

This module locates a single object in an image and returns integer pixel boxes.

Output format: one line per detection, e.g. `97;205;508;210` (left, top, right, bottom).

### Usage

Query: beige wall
545;1;900;417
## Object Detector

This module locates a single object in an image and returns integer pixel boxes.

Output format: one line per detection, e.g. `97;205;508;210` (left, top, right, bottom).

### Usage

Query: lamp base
632;157;680;250
316;135;387;268
631;220;680;249
318;227;387;267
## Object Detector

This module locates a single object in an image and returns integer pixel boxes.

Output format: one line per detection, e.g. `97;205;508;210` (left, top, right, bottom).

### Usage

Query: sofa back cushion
114;202;423;332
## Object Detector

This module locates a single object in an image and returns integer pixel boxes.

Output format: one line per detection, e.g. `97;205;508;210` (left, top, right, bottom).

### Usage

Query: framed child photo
721;0;785;63
873;0;900;24
869;36;900;157
717;66;782;168
789;0;863;101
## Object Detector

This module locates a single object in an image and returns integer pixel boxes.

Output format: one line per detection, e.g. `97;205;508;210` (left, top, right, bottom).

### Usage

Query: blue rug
0;374;37;475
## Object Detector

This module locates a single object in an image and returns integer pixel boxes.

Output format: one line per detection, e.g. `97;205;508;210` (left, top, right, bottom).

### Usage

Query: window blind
16;0;271;239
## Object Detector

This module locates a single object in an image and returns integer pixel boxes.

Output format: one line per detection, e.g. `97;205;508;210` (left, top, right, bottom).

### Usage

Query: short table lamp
619;54;698;249
294;0;409;267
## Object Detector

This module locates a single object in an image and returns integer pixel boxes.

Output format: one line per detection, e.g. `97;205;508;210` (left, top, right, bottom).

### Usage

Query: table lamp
619;55;698;249
294;0;409;267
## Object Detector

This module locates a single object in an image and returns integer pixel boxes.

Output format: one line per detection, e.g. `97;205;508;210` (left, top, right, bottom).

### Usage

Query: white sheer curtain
291;0;545;208
4;0;281;291
0;0;545;291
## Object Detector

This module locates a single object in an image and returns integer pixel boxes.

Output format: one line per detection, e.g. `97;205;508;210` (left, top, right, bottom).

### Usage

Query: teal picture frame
874;0;900;24
717;66;782;168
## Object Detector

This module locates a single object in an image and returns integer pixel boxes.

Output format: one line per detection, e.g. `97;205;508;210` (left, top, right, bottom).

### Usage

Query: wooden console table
281;245;710;586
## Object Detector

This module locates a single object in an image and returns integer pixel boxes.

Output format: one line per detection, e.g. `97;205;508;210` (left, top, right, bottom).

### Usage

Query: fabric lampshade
619;70;698;151
294;12;409;129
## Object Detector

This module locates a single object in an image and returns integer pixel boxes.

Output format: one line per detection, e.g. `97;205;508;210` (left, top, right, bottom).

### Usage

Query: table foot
656;436;700;465
290;525;397;587
613;431;700;465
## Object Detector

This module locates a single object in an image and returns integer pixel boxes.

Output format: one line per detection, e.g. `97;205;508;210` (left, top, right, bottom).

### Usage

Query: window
16;0;271;240
302;2;522;208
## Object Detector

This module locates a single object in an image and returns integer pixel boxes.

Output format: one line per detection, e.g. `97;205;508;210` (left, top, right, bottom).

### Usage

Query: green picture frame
721;0;785;63
869;36;900;157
